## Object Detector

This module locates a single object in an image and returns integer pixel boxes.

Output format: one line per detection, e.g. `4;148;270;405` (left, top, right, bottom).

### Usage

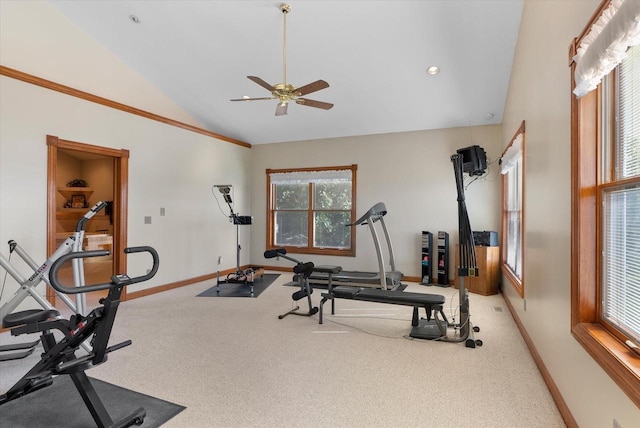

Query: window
266;165;357;256
600;46;640;344
500;122;525;297
570;0;640;407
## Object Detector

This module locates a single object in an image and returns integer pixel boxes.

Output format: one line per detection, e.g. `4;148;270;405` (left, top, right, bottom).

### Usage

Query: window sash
501;121;525;296
598;45;640;342
266;165;357;256
601;183;640;342
505;159;523;278
616;43;640;180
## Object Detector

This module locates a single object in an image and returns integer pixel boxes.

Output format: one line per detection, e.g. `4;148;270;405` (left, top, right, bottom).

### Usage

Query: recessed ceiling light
426;66;440;75
129;15;141;24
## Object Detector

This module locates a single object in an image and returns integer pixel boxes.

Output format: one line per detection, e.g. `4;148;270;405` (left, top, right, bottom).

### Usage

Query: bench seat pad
330;286;445;306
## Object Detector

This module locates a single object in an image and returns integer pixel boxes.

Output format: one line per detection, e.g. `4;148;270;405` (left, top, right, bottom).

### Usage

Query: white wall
0;1;252;307
250;125;503;279
501;1;640;427
0;76;251;298
0;0;203;128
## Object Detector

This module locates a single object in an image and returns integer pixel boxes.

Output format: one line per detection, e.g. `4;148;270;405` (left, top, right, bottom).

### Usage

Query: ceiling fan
230;3;333;116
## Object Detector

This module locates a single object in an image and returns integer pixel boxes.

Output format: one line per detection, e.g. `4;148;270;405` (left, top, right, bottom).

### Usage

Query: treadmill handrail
346;202;387;227
341;202;399;290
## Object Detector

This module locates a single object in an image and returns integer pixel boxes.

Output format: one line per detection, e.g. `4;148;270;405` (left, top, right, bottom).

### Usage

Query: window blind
602;45;640;341
603;185;640;341
617;44;640;179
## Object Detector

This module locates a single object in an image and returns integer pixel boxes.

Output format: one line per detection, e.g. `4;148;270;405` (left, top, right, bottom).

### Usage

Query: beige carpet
1;274;565;427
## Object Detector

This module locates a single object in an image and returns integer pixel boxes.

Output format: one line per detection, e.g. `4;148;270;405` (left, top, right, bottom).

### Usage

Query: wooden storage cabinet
454;245;500;295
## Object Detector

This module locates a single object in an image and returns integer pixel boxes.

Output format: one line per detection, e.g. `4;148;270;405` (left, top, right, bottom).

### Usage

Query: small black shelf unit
437;231;449;286
420;231;433;285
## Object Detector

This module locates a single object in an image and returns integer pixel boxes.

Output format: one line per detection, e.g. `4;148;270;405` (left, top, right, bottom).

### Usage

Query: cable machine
410;146;485;347
212;185;262;296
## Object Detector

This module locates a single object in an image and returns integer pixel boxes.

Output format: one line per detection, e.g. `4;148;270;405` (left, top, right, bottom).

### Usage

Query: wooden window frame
501;121;526;298
569;0;640;407
266;164;357;256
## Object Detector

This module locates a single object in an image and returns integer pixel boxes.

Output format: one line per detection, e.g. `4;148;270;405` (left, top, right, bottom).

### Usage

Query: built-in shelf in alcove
57;186;94;201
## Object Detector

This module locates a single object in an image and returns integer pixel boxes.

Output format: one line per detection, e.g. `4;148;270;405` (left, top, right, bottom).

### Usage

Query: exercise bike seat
2;309;59;328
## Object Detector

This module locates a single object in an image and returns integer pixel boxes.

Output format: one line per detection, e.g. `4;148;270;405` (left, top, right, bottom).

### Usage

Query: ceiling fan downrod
281;3;290;87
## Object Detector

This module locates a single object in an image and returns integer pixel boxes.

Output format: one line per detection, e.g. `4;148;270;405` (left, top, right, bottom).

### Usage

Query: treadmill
306;202;404;290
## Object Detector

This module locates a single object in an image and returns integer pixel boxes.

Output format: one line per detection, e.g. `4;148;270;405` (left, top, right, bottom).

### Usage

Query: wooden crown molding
0;65;250;149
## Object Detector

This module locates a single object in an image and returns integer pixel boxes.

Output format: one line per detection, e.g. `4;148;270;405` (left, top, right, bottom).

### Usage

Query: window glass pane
268;166;355;253
314;211;351;248
275;183;308;209
506;212;521;273
274;211;308;247
505;158;523;279
602;184;640;342
617;45;640;180
314;181;352;209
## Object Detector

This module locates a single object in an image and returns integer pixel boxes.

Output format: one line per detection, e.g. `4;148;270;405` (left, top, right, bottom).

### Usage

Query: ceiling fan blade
275;103;288;116
247;76;275;92
295;80;330;96
230;97;274;101
296;98;334;110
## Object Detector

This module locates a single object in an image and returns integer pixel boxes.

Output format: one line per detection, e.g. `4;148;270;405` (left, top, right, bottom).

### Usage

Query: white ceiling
50;1;523;145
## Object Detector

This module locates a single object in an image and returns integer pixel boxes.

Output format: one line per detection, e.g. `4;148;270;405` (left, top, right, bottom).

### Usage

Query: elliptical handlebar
49;246;159;294
75;201;108;232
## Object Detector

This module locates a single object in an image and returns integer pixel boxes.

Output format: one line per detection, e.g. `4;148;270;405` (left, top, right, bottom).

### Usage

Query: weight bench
316;265;448;332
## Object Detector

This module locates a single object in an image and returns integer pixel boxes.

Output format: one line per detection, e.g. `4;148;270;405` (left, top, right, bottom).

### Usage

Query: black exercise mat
0;376;185;428
197;273;280;297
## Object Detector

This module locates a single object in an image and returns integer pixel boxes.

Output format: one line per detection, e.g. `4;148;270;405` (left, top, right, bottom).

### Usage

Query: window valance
573;0;640;98
269;169;352;185
500;133;523;174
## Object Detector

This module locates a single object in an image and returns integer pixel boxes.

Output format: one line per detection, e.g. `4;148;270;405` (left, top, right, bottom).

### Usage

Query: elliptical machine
0;201;108;360
0;246;159;428
264;248;318;319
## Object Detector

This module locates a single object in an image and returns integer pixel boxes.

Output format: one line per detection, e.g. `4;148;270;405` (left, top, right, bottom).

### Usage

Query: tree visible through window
266;165;357;256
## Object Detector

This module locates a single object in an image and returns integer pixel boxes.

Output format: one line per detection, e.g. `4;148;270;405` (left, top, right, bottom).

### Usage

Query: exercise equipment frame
0;246;159;427
0;201;107;360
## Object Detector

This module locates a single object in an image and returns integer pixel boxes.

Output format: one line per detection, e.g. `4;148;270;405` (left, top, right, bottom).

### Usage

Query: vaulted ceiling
51;1;523;145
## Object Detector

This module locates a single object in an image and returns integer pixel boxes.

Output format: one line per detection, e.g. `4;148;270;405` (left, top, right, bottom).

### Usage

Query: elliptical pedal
0;339;40;361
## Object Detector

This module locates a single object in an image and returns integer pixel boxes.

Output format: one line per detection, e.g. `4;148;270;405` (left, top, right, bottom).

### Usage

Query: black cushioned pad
331;286;445;306
3;309;60;328
313;265;342;274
